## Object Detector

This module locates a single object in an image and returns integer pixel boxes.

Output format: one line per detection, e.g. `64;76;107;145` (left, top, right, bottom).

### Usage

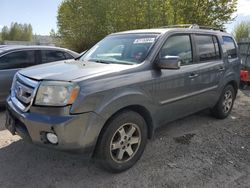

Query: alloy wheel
222;90;233;113
110;123;141;163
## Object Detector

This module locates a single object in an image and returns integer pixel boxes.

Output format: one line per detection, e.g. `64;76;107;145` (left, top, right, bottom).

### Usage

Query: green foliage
232;21;250;42
57;0;237;52
1;22;33;41
49;29;61;46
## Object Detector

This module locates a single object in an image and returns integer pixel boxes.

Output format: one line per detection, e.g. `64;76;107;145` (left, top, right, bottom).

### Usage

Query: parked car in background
0;45;79;105
238;41;250;88
5;25;240;172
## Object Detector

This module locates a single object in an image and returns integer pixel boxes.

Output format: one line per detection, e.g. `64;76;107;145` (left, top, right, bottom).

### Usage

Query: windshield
80;34;159;65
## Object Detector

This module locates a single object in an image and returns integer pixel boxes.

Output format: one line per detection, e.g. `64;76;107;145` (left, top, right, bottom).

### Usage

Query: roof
0;45;79;57
0;45;70;51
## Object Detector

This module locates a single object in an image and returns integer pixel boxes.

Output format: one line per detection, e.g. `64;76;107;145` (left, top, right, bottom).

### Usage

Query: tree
1;22;33;41
232;21;250;42
57;0;238;52
50;29;61;45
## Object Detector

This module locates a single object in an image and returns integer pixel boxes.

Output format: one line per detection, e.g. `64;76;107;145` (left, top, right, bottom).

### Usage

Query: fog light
46;133;58;144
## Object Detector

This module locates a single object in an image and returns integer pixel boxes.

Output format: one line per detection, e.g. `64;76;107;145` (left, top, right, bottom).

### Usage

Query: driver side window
160;35;193;65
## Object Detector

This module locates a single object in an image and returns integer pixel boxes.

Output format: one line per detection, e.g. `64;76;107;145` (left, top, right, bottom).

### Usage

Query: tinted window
41;50;66;63
223;36;237;59
160;35;193;65
0;50;35;70
196;35;220;62
64;52;74;59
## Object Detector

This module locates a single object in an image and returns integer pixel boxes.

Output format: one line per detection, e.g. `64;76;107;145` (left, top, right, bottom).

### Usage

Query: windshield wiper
115;62;135;65
88;59;135;65
88;59;111;64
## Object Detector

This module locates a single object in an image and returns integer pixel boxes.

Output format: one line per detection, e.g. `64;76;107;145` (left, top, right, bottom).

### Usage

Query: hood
19;60;135;81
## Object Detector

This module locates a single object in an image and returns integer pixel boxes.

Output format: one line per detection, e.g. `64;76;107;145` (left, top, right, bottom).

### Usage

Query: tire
95;110;148;173
211;85;236;119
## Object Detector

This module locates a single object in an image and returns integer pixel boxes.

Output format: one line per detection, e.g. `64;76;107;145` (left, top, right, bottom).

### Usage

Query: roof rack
161;24;225;32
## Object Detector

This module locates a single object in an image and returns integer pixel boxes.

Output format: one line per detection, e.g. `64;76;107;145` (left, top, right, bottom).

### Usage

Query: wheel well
124;105;154;139
227;80;238;96
101;105;153;138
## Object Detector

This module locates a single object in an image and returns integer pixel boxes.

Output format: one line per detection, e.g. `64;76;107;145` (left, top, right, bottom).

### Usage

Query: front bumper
6;97;105;157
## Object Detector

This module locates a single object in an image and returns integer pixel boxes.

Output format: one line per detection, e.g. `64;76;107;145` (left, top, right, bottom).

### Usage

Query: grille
11;73;39;112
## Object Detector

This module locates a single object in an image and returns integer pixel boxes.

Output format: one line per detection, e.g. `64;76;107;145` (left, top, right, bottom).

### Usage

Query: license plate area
5;110;16;135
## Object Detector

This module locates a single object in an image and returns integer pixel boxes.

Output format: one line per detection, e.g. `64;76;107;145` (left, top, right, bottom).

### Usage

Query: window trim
194;34;222;63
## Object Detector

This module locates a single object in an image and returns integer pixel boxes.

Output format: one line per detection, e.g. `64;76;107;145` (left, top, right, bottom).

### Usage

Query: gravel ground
0;89;249;188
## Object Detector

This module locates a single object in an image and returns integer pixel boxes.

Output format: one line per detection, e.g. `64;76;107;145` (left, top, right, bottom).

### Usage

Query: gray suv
5;25;240;172
0;45;79;105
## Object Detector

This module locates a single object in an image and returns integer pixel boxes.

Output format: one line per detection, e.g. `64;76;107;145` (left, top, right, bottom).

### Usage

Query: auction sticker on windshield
133;38;155;44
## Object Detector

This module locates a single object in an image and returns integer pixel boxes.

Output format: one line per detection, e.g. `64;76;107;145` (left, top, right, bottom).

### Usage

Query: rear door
0;50;36;103
222;36;241;80
193;34;225;107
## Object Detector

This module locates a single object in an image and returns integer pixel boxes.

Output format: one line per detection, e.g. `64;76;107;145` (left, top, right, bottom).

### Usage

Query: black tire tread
211;84;236;119
95;110;147;173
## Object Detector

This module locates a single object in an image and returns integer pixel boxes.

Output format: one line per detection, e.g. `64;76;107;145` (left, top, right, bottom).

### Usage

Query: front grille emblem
10;74;39;112
16;86;24;98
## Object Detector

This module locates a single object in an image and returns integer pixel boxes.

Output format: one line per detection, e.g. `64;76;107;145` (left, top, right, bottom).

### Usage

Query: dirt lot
0;89;249;188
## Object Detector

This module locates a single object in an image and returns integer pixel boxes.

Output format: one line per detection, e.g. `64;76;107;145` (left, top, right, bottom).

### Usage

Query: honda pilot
5;25;240;172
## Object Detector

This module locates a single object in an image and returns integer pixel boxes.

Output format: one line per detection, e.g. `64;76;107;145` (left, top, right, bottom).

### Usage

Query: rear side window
160;35;193;65
223;36;237;59
41;50;66;63
64;52;74;59
195;35;220;62
0;50;35;69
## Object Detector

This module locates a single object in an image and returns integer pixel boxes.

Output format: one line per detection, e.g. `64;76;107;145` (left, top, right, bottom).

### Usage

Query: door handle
189;73;199;79
218;67;225;71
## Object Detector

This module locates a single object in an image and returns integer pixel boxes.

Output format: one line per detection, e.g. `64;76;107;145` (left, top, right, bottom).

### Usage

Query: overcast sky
0;0;250;35
225;0;250;32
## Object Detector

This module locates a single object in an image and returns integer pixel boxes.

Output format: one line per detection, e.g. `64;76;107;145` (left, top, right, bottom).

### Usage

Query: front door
153;34;202;126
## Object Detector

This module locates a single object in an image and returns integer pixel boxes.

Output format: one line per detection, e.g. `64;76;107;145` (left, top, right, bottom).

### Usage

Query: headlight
35;81;79;106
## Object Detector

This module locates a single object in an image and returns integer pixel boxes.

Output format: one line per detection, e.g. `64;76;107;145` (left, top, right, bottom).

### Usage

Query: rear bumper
6;97;105;157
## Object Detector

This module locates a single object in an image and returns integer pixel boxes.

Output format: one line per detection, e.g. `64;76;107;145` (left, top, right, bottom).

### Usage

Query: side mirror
157;56;181;69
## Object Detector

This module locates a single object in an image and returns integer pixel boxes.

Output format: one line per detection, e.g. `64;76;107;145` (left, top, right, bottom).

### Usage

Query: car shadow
0;107;6;131
240;86;250;97
0;106;5;112
0;140;115;188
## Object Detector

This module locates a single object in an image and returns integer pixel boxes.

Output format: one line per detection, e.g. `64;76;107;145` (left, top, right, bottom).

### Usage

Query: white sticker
133;38;155;44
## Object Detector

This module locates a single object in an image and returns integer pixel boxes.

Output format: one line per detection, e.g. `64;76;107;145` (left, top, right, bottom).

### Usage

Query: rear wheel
95;110;147;173
211;85;236;119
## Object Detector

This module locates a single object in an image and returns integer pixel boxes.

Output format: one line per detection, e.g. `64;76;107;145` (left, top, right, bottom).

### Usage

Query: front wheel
95;111;147;173
211;85;236;119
